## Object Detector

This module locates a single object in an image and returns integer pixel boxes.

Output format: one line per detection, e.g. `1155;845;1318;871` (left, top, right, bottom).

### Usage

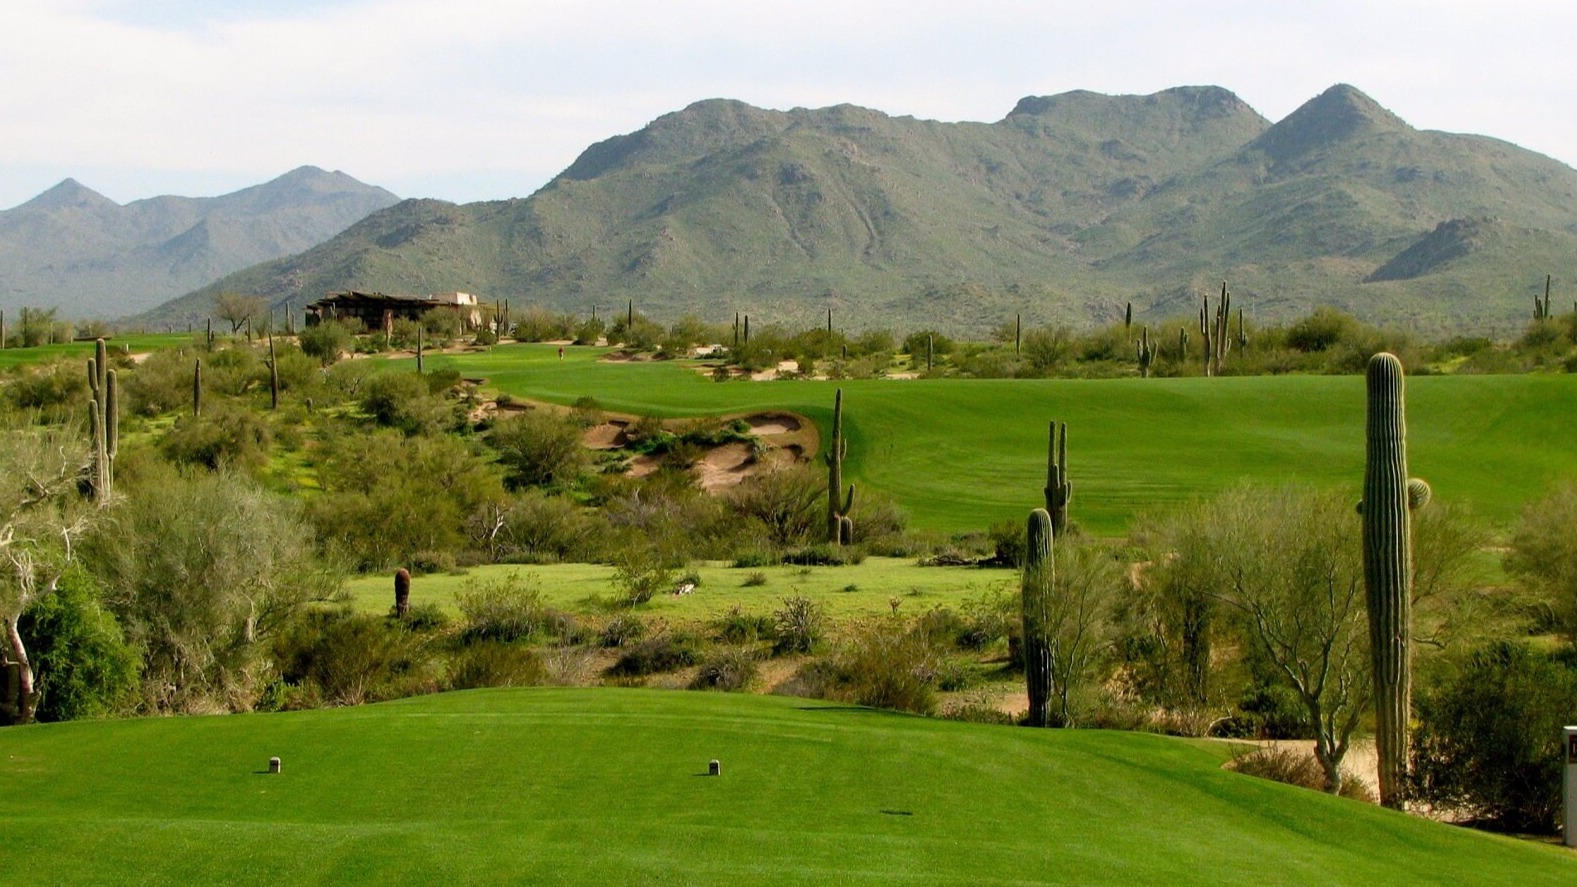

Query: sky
4;0;1577;210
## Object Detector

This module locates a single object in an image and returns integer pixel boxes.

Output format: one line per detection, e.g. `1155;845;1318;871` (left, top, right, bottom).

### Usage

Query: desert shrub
1284;307;1358;352
598;614;647;648
689;648;760;691
485;489;601;564
987;518;1026;567
610;542;677;606
1503;481;1577;643
1229;746;1375;802
714;607;774;644
726;465;823;548
87;468;341;714
308;430;503;570
772;596;826;655
454;572;547;643
1410;642;1577;833
768;657;839;699
942;702;1016;725
18;567;139;721
957;588;1015;650
398;602;451;632
487;409;589;490
299;319;355;365
902;330;954;361
360;370;462;436
120;347;202;417
783;543;865;566
265;343;321;396
159;404;272;472
607;633;702;677
446;641;544;691
4;358;88;415
833;617;942;715
273;609;439;707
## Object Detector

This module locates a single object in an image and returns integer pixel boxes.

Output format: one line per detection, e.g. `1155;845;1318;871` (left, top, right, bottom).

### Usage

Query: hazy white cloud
3;0;1576;208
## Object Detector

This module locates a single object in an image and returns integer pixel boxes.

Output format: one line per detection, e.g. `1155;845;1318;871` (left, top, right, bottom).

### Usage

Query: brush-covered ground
4;688;1573;886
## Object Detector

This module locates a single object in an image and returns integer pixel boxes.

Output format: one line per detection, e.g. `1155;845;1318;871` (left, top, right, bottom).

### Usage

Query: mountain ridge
0;167;399;318
125;86;1577;337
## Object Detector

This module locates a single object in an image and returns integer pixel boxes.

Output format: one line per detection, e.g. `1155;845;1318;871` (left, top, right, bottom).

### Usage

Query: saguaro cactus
193;358;203;417
394;568;411;618
1360;352;1428;809
1136;326;1155;378
1021;508;1055;727
268;330;280;410
825;389;854;544
86;338;117;501
1044;421;1071;535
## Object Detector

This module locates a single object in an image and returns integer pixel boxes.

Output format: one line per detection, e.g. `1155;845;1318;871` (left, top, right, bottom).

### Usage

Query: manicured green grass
429;344;1577;534
0;333;193;369
2;688;1570;886
342;558;1015;622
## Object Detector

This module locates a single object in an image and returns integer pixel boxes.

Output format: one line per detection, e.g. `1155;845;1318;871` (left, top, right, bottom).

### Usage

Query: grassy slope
3;688;1571;886
0;333;192;370
341;558;1015;621
431;344;1577;535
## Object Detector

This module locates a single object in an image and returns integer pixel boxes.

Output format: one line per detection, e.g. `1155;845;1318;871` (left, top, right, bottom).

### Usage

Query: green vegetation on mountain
148;84;1577;337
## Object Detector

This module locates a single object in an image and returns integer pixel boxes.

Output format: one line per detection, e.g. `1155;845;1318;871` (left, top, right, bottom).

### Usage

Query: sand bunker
582;420;630;450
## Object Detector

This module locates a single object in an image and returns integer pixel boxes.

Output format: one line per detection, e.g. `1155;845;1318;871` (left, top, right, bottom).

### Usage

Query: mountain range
130;86;1577;336
0;167;398;319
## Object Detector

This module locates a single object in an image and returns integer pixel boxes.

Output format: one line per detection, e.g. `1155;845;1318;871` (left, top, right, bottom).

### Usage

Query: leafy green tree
18;565;137;721
0;422;94;725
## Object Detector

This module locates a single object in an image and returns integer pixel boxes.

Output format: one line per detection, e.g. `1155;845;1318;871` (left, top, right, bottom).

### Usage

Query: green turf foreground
2;689;1571;885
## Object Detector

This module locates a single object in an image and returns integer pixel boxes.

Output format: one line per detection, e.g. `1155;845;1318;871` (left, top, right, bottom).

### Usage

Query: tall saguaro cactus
86;338;117;501
1021;508;1055;727
1361;352;1428;809
825;388;854;544
1044;421;1071;535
